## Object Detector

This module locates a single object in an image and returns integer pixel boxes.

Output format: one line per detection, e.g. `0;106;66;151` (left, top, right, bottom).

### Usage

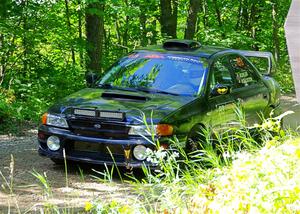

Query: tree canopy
0;0;293;129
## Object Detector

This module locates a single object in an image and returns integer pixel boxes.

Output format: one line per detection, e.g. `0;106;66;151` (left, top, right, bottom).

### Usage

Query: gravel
0;130;136;212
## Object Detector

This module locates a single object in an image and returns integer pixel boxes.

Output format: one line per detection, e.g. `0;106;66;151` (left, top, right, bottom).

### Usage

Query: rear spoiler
235;50;276;75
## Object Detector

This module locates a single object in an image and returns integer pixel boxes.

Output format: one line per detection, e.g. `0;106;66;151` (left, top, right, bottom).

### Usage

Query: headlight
133;145;148;160
128;124;173;137
47;135;61;151
42;113;69;128
128;125;156;136
156;124;173;136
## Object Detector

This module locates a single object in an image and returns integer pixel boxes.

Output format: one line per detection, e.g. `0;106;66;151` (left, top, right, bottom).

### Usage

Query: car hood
48;88;195;124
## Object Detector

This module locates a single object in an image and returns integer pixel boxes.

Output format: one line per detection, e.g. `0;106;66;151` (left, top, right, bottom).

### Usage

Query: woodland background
0;0;293;132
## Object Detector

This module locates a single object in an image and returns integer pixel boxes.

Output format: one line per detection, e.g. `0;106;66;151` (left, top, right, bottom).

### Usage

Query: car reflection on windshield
98;52;208;96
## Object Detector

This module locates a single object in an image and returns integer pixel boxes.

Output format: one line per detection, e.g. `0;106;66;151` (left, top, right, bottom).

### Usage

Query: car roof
134;40;236;59
136;45;231;59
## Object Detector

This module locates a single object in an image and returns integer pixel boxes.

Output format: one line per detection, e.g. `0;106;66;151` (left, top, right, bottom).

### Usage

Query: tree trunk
139;7;147;46
272;2;280;62
249;1;259;50
159;0;177;38
212;0;222;27
0;2;20;86
202;0;208;28
115;20;122;45
77;0;83;67
150;20;158;45
184;0;201;40
85;0;105;74
241;0;249;30
123;0;129;48
64;0;76;65
0;34;5;86
0;1;7;86
235;0;243;29
170;0;178;37
21;0;28;72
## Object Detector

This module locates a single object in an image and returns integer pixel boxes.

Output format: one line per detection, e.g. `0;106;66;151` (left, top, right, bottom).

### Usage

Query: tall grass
82;111;298;213
1;111;298;213
0;155;22;213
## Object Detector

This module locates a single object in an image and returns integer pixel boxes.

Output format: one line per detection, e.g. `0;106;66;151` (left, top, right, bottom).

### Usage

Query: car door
227;54;270;126
236;50;275;76
207;55;239;131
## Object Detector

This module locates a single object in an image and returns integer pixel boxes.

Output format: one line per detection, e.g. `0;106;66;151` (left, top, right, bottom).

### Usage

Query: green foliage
79;112;299;213
0;0;294;133
274;62;295;93
0;0;86;131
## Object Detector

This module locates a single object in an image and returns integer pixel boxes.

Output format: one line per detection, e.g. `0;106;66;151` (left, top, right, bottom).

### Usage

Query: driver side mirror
86;72;99;87
211;84;230;96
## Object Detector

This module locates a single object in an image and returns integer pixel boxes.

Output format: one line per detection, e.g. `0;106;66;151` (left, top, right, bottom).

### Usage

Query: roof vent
163;39;201;51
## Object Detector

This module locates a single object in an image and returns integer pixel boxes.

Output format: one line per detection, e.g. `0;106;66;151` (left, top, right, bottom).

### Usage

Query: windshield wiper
136;87;180;96
97;84;140;93
97;84;179;96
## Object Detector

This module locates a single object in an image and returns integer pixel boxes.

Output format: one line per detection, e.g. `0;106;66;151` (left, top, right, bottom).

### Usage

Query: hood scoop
101;92;148;102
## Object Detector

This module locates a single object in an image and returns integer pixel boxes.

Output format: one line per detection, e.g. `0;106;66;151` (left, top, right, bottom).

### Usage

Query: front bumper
38;125;159;168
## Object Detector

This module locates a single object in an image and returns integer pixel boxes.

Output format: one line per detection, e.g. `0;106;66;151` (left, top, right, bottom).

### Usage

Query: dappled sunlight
0;164;137;212
0;0;297;212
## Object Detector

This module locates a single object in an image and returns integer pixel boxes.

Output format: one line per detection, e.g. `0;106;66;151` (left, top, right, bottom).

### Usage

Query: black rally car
38;40;280;168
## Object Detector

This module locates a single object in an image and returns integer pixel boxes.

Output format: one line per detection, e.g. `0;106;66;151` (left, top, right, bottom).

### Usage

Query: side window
228;55;259;88
210;56;234;91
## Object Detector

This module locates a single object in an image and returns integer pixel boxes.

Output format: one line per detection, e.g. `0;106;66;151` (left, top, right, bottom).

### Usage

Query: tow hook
123;146;132;170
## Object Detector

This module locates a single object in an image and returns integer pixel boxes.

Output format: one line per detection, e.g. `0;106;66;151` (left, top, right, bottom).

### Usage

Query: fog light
47;136;60;151
133;145;147;161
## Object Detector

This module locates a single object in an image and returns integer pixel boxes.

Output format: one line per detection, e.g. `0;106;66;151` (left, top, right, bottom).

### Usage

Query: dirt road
281;95;300;130
0;130;136;213
0;95;299;213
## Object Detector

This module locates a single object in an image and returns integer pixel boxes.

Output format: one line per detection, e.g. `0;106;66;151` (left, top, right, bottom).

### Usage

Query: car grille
73;141;124;155
66;141;125;162
68;118;130;139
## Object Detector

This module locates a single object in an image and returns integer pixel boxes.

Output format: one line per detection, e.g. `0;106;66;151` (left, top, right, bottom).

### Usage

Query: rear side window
228;55;259;88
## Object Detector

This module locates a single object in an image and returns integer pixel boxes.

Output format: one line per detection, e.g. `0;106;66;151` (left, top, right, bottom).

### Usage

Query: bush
274;61;295;94
81;112;299;214
0;64;85;133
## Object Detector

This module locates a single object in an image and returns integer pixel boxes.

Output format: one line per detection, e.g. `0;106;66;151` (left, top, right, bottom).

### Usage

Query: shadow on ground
281;95;300;130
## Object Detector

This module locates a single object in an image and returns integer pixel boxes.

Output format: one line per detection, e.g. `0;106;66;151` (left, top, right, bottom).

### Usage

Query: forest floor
0;95;299;212
0;129;138;212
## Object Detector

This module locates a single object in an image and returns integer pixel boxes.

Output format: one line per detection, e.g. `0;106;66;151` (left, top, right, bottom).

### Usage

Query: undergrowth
84;111;300;213
1;111;299;213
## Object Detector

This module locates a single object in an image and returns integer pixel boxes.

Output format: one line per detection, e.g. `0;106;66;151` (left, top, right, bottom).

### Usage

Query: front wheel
185;124;209;155
50;158;64;165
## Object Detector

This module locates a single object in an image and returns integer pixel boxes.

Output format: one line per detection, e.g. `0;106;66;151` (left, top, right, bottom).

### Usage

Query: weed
31;170;52;198
1;111;298;213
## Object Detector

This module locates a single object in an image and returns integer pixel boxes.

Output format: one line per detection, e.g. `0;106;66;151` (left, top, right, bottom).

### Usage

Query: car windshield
98;52;208;96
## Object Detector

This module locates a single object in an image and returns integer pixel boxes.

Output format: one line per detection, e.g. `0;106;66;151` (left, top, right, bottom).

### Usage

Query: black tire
51;158;64;165
185;124;207;155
